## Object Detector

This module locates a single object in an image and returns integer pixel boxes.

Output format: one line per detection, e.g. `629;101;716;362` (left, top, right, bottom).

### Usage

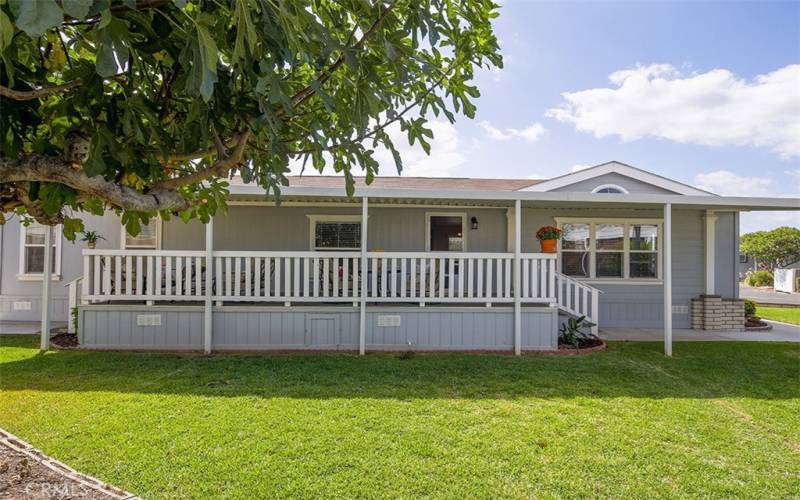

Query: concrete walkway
0;321;67;334
601;320;800;342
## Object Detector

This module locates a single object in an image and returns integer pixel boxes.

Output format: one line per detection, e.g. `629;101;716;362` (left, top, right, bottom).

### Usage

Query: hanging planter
81;230;105;250
536;225;562;253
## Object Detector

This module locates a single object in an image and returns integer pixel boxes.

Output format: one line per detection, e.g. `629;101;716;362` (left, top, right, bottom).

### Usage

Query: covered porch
39;185;797;354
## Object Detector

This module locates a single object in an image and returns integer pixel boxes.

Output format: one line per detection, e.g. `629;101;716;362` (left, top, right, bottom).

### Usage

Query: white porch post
40;226;53;351
203;216;214;354
513;199;522;356
359;196;368;355
663;203;673;356
704;210;717;295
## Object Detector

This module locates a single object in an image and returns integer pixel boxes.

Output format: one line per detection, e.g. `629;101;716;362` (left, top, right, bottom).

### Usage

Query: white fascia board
228;184;800;211
521;161;716;196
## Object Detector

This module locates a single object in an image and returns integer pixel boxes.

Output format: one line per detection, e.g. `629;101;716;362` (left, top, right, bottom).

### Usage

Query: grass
757;306;800;325
1;335;798;498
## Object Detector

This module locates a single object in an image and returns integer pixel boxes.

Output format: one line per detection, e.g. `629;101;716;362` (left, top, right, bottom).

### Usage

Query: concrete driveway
739;285;800;305
601;320;800;342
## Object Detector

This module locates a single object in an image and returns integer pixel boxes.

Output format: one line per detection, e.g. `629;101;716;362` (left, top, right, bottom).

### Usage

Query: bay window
557;218;661;281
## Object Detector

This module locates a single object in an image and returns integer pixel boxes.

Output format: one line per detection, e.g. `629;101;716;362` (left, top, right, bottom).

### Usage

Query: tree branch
0;79;82;101
1;156;190;212
152;130;252;190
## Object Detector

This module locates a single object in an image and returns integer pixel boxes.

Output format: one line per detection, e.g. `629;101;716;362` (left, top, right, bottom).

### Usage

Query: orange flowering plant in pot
536;226;562;253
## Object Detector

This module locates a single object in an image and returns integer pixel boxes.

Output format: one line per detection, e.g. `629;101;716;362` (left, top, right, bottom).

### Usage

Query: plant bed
50;333;79;349
555;338;607;355
745;316;773;331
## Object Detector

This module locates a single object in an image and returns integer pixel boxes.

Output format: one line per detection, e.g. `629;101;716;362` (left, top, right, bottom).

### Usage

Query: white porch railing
82;250;208;302
81;250;559;304
80;249;600;330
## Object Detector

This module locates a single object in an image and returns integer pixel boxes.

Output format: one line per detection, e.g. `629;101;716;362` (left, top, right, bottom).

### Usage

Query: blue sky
301;1;800;232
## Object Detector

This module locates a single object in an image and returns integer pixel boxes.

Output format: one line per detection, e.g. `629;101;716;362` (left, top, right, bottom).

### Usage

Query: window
557;218;661;281
18;223;61;279
739;254;749;264
122;219;160;249
592;184;629;194
308;215;361;250
426;213;467;251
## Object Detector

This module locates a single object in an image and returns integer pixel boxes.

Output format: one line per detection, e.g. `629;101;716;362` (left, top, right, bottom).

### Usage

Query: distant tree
0;0;501;238
740;226;800;269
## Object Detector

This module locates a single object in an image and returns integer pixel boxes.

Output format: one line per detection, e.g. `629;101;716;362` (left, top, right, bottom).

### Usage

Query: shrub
746;270;774;287
744;300;757;317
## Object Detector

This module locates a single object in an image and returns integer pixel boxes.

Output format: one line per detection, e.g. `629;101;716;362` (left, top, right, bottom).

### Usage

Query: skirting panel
77;305;557;351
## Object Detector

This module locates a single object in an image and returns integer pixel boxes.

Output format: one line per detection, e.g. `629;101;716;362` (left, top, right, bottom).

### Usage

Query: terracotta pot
540;239;557;253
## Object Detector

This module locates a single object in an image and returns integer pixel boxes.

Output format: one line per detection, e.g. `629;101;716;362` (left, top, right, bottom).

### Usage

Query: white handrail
554;272;603;334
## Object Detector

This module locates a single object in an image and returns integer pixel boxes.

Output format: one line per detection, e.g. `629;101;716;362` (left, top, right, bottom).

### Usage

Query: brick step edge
0;427;138;499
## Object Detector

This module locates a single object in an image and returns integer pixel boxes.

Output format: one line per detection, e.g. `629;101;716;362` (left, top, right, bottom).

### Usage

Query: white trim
307;214;363;251
555;217;662;282
592;184;630;194
664;203;673;356
523;161;715;196
18;223;62;279
704;210;717;295
513;199;521;356
424;212;468;252
121;218;162;249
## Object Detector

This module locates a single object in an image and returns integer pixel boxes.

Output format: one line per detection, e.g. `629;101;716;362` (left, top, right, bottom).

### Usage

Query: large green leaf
9;0;63;37
195;23;218;102
62;0;94;20
0;11;14;53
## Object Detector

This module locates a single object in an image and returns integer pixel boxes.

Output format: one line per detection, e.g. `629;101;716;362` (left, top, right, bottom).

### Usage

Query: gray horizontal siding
162;205;508;252
77;305;557;351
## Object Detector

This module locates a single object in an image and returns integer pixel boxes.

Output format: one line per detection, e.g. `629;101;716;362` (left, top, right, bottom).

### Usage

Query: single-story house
1;161;797;354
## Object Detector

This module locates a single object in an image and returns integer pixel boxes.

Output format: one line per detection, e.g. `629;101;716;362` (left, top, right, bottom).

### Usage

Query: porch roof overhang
228;184;800;212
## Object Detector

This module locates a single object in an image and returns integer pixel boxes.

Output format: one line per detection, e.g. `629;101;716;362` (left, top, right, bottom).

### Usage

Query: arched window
592;184;629;194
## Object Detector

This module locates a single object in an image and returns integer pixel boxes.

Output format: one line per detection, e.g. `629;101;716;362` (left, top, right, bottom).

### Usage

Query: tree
740;226;800;269
0;0;501;238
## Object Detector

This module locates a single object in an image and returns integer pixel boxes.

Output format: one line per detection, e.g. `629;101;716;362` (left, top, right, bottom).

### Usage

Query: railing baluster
400;258;407;298
485;258;493;298
371;257;378;298
175;256;183;296
323;257;331;298
254;258;261;297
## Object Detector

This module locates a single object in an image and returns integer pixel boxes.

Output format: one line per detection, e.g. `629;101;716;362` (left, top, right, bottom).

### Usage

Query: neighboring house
737;253;755;281
1;161;798;353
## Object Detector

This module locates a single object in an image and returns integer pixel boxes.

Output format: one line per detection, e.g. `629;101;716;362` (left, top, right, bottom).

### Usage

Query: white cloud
741;212;800;233
547;64;800;158
694;170;773;196
478;120;546;142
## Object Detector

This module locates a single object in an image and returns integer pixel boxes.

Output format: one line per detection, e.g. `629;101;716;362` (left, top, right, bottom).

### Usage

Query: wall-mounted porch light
471;217;479;230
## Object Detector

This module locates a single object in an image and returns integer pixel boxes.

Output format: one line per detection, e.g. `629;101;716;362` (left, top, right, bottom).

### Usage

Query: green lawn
757;306;800;325
1;336;798;498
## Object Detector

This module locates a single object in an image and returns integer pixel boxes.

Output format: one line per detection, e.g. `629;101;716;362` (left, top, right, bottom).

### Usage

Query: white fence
774;268;799;293
76;249;600;326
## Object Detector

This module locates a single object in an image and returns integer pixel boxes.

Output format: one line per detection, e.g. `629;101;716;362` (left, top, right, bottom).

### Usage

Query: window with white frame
308;215;361;250
122;219;161;249
558;218;661;280
592;184;629;194
19;223;61;278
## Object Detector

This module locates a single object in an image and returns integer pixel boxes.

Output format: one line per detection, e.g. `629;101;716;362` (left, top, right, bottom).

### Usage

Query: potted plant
81;230;105;249
536;225;562;253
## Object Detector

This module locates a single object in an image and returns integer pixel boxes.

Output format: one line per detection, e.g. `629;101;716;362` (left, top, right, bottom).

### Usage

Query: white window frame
556;217;662;283
307;215;362;251
121;218;162;249
591;184;630;194
425;212;468;252
18;223;62;280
